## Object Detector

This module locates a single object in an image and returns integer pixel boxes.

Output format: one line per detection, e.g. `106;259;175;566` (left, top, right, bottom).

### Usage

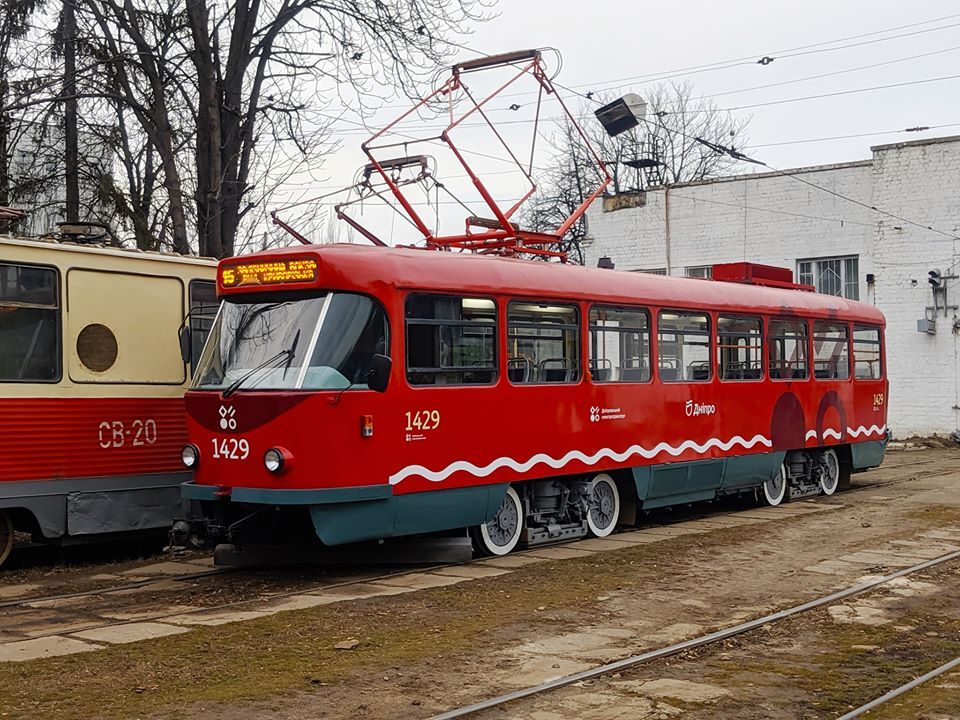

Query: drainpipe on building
664;186;672;274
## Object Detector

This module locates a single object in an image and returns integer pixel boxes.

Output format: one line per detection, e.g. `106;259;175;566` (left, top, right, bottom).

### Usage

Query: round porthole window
76;323;118;373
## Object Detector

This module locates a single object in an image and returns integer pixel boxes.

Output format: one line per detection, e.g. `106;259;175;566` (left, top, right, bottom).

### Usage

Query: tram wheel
586;473;621;537
819;449;840;496
470;486;523;557
762;464;790;507
0;510;13;569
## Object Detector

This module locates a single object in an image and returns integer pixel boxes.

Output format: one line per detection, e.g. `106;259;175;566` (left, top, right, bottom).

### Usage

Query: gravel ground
2;447;959;719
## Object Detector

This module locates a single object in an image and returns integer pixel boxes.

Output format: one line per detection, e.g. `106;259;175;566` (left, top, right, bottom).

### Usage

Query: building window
588;305;650;383
507;301;580;383
797;256;859;300
768;319;808;380
717;315;762;380
853;325;883;379
405;294;497;386
812;321;850;380
632;268;667;275
0;263;60;382
685;266;713;279
658;311;711;382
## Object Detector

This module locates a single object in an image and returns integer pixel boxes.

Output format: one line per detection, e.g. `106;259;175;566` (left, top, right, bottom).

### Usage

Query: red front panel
0;397;189;483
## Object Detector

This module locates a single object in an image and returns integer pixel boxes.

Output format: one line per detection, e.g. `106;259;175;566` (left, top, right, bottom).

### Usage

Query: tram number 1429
98;419;158;449
405;410;440;432
211;437;251;460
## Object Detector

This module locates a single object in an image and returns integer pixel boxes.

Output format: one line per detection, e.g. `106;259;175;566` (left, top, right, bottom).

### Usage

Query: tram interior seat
539;357;572;382
722;362;763;380
620;366;648;382
659;367;678;381
507;357;531;382
689;362;710;381
589;358;612;382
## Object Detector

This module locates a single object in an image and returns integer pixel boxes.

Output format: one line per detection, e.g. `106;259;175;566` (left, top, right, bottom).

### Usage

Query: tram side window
658;311;711;382
588;306;650;383
189;280;218;369
405;294;497;385
717;316;762;380
813;321;850;380
768;319;808;380
507;302;580;383
0;263;59;382
853;325;883;379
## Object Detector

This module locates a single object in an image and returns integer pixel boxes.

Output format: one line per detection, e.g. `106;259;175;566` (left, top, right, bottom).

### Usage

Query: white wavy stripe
388;434;773;486
807;425;886;441
847;424;887;438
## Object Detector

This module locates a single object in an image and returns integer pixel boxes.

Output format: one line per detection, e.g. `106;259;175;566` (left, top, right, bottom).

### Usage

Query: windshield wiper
221;329;302;398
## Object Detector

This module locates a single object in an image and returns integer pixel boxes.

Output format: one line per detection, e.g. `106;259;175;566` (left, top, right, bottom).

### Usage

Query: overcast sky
266;1;960;247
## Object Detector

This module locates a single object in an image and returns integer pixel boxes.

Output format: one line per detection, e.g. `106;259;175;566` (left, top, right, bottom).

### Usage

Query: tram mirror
178;326;192;365
368;354;392;393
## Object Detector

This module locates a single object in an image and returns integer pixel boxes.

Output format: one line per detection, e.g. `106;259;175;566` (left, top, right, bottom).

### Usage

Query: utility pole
62;0;79;222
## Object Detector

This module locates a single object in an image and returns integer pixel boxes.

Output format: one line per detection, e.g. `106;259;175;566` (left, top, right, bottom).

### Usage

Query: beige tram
0;235;217;566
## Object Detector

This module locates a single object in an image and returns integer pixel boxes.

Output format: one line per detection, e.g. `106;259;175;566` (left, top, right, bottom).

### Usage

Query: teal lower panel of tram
182;440;887;547
307;483;509;546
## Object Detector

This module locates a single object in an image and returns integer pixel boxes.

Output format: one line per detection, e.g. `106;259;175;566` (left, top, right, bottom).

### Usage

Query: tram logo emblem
589;406;601;423
685;400;717;417
218;404;237;430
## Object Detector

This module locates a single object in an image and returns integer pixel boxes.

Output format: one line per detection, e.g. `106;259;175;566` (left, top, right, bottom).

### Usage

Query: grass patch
0;537;704;720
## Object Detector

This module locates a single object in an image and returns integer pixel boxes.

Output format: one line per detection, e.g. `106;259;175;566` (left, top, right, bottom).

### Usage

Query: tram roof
223;243;885;325
1;235;216;268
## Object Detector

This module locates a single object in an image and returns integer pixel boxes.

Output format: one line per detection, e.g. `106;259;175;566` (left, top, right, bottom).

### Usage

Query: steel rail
0;566;231;610
428;550;960;720
836;655;960;719
3;456;939;609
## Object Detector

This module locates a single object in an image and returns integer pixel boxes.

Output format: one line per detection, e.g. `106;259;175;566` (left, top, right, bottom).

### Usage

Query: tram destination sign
219;257;319;288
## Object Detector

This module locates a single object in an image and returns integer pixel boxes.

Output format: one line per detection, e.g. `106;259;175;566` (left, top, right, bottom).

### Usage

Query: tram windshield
193;293;388;392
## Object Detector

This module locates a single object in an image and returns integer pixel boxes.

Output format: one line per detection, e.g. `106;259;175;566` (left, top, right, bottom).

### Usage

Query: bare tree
525;81;751;263
7;0;492;256
183;0;493;258
0;0;45;208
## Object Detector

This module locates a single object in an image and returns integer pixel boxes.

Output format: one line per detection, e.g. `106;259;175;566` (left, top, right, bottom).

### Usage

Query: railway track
0;496;849;659
1;457;950;610
837;655;960;719
426;549;960;719
1;455;955;663
0;565;230;611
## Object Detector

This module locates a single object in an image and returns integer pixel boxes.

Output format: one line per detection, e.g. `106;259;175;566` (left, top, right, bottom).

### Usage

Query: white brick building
583;135;960;438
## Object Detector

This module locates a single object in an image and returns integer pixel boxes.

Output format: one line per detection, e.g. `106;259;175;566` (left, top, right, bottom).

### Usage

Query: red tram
179;247;887;556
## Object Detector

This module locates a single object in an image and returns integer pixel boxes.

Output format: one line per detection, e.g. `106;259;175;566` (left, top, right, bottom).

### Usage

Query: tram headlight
264;447;292;474
181;444;200;468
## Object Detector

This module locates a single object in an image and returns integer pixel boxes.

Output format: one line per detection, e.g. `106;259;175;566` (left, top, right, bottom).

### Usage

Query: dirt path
1;448;958;719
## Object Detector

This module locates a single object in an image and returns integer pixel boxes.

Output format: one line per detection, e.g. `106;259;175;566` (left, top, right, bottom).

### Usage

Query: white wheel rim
479;487;523;556
821;450;839;495
587;474;620;537
764;465;787;506
0;512;12;568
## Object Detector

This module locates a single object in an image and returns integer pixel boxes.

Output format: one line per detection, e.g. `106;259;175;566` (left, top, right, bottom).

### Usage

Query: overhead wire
347;12;960;114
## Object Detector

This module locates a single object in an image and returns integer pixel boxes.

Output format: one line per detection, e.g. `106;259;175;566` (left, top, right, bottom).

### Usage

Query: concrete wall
583;135;960;438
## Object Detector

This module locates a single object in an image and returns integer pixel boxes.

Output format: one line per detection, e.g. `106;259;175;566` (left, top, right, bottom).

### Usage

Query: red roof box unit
712;262;814;291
